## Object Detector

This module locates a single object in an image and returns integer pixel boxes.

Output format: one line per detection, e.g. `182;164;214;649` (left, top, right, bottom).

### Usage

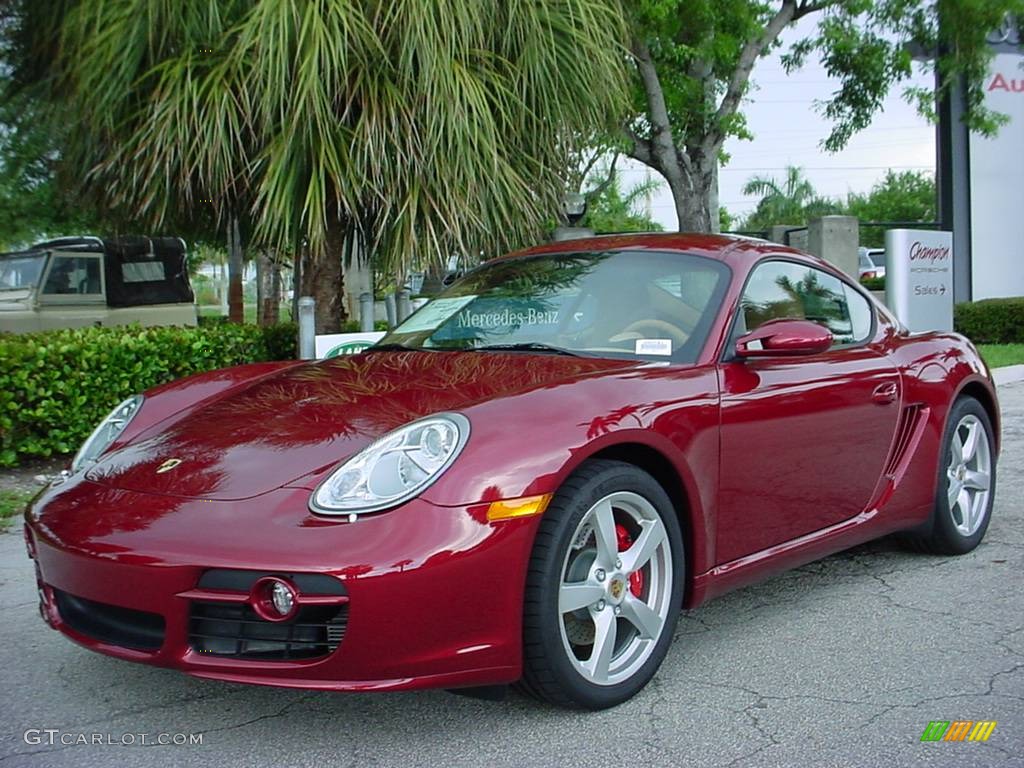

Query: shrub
339;319;390;333
197;314;230;327
860;276;885;291
262;322;298;360
0;323;277;466
954;298;1024;344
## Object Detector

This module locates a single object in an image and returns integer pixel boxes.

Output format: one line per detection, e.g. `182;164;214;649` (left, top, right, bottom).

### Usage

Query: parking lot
0;384;1021;768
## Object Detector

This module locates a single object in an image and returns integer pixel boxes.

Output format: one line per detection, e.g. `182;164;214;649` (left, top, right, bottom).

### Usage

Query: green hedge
955;298;1024;344
0;323;298;466
860;276;885;291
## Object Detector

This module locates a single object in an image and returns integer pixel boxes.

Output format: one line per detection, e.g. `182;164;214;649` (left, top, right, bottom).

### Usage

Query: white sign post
885;229;954;333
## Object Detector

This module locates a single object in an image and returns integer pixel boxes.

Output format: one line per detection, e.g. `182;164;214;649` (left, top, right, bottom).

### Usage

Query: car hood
85;351;638;500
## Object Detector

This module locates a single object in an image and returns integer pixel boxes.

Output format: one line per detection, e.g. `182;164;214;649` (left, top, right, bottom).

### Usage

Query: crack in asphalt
192;693;318;737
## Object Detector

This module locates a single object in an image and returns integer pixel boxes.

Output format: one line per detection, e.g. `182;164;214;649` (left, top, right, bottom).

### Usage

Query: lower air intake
188;601;347;661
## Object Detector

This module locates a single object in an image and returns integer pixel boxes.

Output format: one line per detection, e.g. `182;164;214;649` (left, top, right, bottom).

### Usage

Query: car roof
501;231;804;271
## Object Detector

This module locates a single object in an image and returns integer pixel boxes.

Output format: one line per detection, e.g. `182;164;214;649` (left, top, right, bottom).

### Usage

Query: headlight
310;413;470;515
71;394;144;473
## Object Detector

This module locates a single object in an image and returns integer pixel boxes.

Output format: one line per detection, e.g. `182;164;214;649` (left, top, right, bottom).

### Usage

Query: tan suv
0;236;197;334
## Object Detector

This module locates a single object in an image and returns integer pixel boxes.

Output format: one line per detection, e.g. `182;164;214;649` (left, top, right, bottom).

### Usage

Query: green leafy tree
0;94;104;249
623;1;1024;233
582;161;664;234
846;170;937;246
5;0;630;332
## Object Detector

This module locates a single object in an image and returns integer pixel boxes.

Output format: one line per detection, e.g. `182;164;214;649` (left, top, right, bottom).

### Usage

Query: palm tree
742;166;839;230
9;0;629;331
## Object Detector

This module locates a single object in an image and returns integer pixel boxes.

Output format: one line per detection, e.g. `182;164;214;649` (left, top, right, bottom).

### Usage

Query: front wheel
904;396;996;555
520;460;684;709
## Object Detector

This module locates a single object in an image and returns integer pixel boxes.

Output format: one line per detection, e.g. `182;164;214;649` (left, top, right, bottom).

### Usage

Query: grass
198;304;294;323
977;344;1024;370
0;489;33;530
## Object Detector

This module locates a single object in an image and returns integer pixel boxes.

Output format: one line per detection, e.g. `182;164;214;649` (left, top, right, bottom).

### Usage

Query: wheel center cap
609;577;626;603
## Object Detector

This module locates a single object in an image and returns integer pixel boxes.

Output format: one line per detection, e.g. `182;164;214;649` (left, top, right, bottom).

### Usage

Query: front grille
188;601;348;661
53;589;165;651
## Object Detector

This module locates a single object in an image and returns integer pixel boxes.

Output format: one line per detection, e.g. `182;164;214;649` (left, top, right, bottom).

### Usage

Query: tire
903;396;996;555
520;459;684;709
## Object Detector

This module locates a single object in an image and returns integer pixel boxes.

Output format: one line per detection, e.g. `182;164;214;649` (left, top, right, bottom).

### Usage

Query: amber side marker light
487;494;552;522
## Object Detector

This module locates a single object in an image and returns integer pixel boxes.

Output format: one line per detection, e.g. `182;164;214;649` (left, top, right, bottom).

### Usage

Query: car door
715;258;901;564
37;252;106;330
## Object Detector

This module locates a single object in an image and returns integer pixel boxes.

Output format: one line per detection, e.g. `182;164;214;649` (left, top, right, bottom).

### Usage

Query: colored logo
920;721;997;742
325;341;376;358
609;579;625;600
155;458;183;474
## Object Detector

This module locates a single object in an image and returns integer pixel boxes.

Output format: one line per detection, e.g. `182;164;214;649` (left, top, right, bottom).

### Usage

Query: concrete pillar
552;226;595;241
298;297;316;360
359;292;374;332
768;225;802;246
397;289;413;323
807;215;859;279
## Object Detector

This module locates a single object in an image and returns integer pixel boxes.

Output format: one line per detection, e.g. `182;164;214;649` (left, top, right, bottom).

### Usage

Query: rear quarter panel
882;329;999;525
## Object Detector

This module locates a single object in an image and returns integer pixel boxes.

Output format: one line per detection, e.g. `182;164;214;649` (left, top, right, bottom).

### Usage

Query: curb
993;364;1024;387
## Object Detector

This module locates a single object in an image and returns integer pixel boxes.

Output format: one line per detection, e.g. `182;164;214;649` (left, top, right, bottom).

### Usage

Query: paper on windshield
395;295;477;333
635;338;672;356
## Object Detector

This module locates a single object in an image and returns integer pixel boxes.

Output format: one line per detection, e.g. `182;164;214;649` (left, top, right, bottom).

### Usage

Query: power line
718;164;933;172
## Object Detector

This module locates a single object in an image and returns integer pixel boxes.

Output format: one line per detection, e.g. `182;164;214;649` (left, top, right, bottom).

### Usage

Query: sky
616;19;938;230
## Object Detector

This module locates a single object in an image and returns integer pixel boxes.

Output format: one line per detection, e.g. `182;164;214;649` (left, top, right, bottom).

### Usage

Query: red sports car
24;234;999;709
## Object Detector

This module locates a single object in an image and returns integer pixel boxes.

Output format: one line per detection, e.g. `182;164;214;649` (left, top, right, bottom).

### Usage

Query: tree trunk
256;249;279;326
255;249;264;324
663;158;716;233
269;253;281;325
708;162;721;234
227;214;244;323
300;219;348;333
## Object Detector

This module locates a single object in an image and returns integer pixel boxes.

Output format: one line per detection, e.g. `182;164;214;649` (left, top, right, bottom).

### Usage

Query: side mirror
735;319;833;358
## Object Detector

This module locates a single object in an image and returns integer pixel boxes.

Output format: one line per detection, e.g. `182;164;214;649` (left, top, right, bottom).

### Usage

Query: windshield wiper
361;343;423;354
472;342;582;357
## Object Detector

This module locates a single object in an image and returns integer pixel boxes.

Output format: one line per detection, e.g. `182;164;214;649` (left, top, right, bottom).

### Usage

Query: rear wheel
903;396;996;555
520;460;684;709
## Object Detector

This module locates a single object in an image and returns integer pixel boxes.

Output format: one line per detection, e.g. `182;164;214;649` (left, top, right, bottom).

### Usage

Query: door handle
872;381;898;405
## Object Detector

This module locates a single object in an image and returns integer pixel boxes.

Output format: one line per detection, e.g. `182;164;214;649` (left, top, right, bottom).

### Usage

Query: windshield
0;253;46;291
378;250;730;362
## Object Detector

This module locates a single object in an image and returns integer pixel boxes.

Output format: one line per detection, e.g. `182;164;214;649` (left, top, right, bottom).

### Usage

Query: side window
843;284;874;343
43;256;102;296
740;261;856;345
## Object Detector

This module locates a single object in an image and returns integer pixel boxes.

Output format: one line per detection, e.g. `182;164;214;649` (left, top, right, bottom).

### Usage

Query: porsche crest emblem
609;579;625;601
155;458;183;474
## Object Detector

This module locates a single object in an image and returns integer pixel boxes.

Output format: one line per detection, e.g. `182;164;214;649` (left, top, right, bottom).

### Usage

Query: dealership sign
314;332;386;359
885;229;954;333
968;51;1024;300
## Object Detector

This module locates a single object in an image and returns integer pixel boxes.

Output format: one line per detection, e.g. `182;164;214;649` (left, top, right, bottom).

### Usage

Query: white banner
969;52;1024;300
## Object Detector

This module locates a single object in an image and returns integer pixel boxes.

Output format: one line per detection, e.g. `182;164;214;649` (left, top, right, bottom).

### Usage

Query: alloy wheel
945;413;992;537
557;491;673;686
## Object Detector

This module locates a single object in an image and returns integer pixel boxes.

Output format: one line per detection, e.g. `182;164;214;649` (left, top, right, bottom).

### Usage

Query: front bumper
25;479;535;691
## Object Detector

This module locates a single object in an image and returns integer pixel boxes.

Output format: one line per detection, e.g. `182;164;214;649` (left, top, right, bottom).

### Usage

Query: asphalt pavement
1;384;1022;768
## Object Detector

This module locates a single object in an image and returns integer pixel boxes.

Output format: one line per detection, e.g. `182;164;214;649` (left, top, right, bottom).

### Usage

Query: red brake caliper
615;523;645;598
